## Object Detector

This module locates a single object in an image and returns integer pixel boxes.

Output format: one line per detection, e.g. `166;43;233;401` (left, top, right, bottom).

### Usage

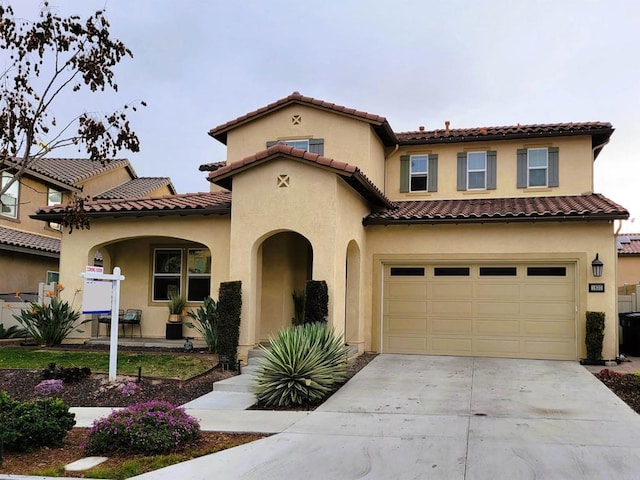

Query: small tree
0;3;144;230
585;311;605;361
304;280;328;325
217;281;242;368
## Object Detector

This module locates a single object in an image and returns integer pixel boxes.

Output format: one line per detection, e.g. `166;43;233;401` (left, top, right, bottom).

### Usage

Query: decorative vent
291;115;302;125
277;174;290;188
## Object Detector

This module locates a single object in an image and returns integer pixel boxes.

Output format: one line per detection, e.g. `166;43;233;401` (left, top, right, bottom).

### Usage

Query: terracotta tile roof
618;234;640;254
0;225;60;255
363;194;628;226
23;157;134;188
208;92;397;146
95;178;176;199
199;161;227;172
32;191;231;220
208;143;392;208
397;122;614;157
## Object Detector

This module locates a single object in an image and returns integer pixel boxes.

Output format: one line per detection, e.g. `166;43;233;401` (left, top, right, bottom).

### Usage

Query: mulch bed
595;369;640;414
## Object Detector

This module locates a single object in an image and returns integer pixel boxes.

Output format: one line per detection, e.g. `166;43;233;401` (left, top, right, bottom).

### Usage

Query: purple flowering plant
83;401;201;455
120;381;138;397
34;378;64;397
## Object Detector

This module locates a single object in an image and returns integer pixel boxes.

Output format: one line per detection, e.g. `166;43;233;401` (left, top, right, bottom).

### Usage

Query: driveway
133;355;640;479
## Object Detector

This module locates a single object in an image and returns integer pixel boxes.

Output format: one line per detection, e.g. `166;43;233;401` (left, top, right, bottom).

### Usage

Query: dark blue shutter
428;154;438;192
548;147;559;187
517;149;527;188
457;152;467;191
487;151;497;190
400;155;410;193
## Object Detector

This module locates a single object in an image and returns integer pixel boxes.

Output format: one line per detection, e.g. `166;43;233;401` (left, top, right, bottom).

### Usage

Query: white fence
0;283;56;332
619;284;640;313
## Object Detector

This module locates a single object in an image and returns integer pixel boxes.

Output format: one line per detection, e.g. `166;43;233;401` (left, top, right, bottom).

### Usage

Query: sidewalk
583;355;640;375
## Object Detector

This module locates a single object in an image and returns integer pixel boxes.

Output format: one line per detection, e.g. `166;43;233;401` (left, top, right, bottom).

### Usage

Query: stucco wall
386;135;594;201
57;215;231;340
225;104;387;188
0;251;58;294
364;221;618;360
618;256;640;287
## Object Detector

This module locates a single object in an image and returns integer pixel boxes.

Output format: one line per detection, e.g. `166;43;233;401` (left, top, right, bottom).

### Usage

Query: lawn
0;347;214;380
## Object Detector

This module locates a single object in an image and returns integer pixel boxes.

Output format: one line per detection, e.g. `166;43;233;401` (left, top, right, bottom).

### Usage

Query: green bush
0;391;75;452
13;298;85;346
304;280;328;325
217;281;242;367
0;324;26;339
291;289;305;326
586;311;605;361
83;401;200;455
186;296;218;353
254;322;350;408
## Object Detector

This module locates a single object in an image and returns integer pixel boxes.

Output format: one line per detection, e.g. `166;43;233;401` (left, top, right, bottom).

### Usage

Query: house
1;157;175;297
33;92;628;360
618;234;640;287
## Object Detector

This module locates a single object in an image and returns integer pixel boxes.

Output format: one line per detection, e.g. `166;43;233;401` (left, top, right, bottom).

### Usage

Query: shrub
84;401;200;455
304;280;328;325
586;311;605;361
13;298;85;346
34;379;64;397
291;290;305;326
0;323;27;339
167;294;187;315
0;391;75;452
42;362;91;383
254;322;350;408
217;281;242;367
186;296;218;353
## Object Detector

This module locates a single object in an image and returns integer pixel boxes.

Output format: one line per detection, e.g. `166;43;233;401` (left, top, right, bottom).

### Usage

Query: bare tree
0;2;144;222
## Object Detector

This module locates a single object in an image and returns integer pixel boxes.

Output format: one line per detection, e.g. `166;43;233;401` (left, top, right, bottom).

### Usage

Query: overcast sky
7;0;640;232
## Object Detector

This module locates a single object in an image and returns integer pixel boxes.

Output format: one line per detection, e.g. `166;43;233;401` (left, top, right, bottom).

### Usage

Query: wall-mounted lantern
591;253;604;278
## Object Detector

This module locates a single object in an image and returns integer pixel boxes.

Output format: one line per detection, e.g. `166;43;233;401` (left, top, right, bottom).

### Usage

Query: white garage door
382;263;577;360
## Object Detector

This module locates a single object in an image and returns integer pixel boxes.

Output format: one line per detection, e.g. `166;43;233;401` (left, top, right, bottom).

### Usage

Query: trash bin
619;312;640;356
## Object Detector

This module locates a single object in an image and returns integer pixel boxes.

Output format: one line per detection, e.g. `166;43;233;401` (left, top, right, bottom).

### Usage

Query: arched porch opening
345;240;360;346
257;231;313;342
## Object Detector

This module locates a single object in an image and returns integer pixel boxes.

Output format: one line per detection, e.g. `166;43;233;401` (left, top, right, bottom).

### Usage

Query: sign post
81;266;125;381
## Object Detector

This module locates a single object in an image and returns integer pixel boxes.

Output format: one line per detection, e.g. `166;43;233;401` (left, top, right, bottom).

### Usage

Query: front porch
84;335;208;350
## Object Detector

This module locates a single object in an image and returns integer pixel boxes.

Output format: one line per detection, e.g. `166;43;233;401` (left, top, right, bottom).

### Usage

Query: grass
0;347;213;380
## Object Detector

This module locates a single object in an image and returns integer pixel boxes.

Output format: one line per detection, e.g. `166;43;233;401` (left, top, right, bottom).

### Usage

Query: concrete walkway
128;355;640;480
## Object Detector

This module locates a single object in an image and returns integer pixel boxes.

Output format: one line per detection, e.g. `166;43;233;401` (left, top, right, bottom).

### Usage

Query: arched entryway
257;231;313;342
345;240;360;345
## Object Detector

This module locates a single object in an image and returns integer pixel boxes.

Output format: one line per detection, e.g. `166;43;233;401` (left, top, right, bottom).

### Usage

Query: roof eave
363;213;628;226
31;206;231;222
0;243;60;258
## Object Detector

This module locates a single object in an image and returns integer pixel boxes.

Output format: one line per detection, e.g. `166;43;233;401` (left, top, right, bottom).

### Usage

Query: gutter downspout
384;144;399;198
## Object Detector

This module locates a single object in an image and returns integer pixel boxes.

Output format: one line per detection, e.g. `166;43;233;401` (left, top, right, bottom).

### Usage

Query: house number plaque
588;283;605;293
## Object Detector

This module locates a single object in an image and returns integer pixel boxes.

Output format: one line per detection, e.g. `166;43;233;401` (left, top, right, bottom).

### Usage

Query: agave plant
254;322;350;407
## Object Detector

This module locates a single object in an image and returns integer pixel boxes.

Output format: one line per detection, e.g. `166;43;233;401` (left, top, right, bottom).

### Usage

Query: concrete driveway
133;355;640;479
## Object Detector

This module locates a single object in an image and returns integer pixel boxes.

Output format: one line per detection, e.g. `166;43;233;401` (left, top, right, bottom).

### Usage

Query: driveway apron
131;355;640;480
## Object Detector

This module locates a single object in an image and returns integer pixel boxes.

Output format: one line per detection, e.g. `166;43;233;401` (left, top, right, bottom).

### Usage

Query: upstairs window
1;172;18;219
517;147;559;188
527;148;548;187
47;188;62;231
457;151;496;191
410;155;428;191
400;154;438;193
266;138;324;155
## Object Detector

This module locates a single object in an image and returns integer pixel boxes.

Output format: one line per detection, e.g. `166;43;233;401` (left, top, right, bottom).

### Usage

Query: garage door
382;263;576;360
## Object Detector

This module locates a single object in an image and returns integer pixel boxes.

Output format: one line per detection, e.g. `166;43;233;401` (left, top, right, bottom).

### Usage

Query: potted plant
167;294;186;323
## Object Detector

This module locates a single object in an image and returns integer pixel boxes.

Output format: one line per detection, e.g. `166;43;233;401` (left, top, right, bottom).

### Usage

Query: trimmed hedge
586;311;605;361
304;280;328;325
217;280;242;368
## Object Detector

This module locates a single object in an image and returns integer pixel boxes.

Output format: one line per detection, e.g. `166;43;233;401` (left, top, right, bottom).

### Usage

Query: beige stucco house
34;92;628;361
618;234;640;287
1;157;175;298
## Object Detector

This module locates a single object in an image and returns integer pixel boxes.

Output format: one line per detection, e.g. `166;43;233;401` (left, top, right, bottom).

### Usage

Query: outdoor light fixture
592;253;604;277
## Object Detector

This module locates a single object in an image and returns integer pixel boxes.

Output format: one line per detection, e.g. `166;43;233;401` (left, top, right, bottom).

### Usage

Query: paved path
127;355;640;480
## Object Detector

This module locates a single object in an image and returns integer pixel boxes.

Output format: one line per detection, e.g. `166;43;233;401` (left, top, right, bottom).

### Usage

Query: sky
6;0;640;232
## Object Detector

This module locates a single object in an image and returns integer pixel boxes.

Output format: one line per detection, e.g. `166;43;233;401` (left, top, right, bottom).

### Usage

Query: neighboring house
618;234;640;287
1;157;175;297
34;92;628;361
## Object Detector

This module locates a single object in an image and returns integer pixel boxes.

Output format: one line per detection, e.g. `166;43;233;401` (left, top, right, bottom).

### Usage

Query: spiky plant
186;296;218;353
254;322;350;407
